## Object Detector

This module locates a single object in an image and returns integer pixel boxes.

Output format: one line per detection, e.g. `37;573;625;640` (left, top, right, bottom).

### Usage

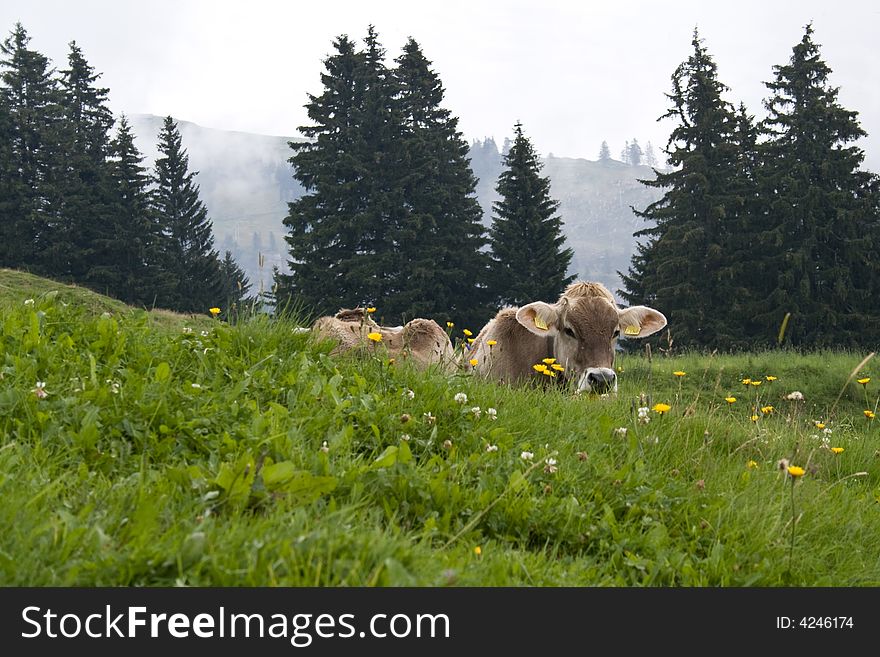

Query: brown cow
311;308;455;371
467;281;666;393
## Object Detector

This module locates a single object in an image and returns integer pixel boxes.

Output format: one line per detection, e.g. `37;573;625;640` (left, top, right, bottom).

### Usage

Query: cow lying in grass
468;281;667;393
311;308;455;371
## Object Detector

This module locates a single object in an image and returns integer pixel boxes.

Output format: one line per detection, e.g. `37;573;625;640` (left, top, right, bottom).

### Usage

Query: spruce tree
489;122;574;306
391;37;491;327
218;249;252;318
152;116;222;312
598;140;611;162
619;30;743;348
0;23;62;270
752;24;880;347
627;138;643;166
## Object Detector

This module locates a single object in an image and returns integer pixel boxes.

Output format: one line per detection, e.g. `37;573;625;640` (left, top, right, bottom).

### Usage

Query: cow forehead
563;297;619;335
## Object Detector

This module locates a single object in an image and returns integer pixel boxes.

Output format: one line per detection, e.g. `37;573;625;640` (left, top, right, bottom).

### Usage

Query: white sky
2;0;879;166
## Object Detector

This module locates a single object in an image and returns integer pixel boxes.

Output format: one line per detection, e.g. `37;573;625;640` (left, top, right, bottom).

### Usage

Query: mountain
128;114;662;301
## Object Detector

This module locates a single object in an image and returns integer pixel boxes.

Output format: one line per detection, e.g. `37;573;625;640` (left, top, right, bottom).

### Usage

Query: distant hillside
129;114;662;300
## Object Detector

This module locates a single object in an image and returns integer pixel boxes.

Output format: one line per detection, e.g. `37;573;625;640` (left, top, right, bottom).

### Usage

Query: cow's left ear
618;306;667;338
516;302;560;337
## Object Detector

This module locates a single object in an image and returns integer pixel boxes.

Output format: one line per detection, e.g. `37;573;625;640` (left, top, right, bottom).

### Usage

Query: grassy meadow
1;268;878;586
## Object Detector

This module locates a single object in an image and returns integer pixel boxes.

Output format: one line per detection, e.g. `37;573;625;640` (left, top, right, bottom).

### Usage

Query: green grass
1;270;878;586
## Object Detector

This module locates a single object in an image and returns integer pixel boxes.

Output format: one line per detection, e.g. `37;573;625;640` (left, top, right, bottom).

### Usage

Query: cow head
515;293;666;393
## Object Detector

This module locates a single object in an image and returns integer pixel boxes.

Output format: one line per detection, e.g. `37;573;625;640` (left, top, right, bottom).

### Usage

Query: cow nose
586;369;616;393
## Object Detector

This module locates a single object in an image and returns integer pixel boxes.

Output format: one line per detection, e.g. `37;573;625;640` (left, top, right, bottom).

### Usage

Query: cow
310;308;456;371
467;281;667;393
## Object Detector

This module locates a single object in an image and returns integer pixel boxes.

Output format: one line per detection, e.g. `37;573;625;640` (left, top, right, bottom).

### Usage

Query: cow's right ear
516;302;560;337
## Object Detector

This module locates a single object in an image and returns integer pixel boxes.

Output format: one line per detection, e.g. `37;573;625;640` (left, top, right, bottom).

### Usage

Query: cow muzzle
578;368;618;394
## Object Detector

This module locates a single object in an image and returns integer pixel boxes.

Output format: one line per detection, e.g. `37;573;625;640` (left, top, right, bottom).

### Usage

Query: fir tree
752;24;880;347
218;249;252;318
152;115;222;312
489;122;574;306
619;30;743;348
627;138;643;166
598;140;611;162
644;141;658;168
391;37;491;327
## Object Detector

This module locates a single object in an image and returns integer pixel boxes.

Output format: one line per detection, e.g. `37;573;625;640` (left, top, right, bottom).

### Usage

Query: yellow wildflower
366;307;376;313
741;378;752;385
865;410;876;420
814;421;826;430
367;332;382;343
533;364;548;373
750;380;762;387
551;364;565;372
542;358;557;365
831;447;844;455
209;307;220;316
652;403;671;414
747;460;758;469
750;414;759;422
857;377;870;386
467;338;474;344
761;405;774;415
542;369;556;377
469;358;478;367
463;329;473;337
765;375;778;381
487;340;497;347
787;465;805;478
725;396;737;404
446;322;454;329
673;371;686;377
474;546;482;556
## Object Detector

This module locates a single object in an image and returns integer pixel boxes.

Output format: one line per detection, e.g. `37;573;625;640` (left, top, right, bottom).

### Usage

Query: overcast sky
2;0;879;166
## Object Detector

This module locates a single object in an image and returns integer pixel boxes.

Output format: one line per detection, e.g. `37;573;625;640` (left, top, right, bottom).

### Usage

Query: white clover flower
614;427;628;437
454;392;468;404
401;434;411;442
405;389;415;400
821;436;830;449
24;298;34;306
191;383;202;389
200;330;209;337
182;326;193;334
544;457;558;474
485;444;498;453
486;408;497;420
423;412;436;424
520;451;534;461
785;391;804;401
32;381;48;399
823;427;833;436
470;406;481;418
637;407;651;425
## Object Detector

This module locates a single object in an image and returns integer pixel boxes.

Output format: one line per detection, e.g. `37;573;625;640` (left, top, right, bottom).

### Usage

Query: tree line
621;25;880;350
0;23;250;315
275;27;572;329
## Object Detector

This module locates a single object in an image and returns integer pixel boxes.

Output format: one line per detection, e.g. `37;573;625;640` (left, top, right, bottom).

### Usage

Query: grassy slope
1;271;878;586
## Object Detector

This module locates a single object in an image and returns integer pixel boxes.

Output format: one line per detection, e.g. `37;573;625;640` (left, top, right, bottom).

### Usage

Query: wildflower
487;340;497;347
747;460;758;469
405;389;415;400
544;457;558;474
787;465;805;478
106;379;121;395
366;307;376;314
191;383;202;389
485;444;498;453
367;332;382;343
209;307;220;316
725;396;737;404
200;330;209;337
470;406;482;418
469;358;478;367
400;414;411;423
785;391;804;401
401;434;411;441
637;406;650;425
520;451;534;461
533;364;548;373
577;451;588;461
541;369;556;377
551;364;565;372
765;375;778;382
446;322;454;329
24;298;34;306
857;377;870;386
831;447;844;455
182;327;193;334
486;408;497;420
652;403;671;415
696;479;705;490
467;338;475;344
614;427;628;437
761;405;774;415
423;412;436;424
320;441;329;454
673;371;686;377
442;439;453;450
32;381;48;399
750;414;759;422
741;378;752;385
750;380;762;387
814;421;826;430
463;329;473;337
454;392;468;404
865;410;876;420
823;427;833;436
474;546;482;556
542;358;557;365
777;458;790;471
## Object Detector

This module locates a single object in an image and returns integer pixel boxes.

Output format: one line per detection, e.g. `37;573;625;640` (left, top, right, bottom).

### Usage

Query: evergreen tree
0;23;61;269
751;24;880;347
619;30;743;348
644;141;658;168
620;140;630;165
152;115;222;312
627;138;643;166
390;37;491;327
218;249;252;317
489;122;574;306
598;140;611;162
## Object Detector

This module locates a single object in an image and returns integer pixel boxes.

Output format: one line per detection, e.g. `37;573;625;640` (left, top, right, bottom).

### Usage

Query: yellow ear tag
624;325;640;336
534;315;549;331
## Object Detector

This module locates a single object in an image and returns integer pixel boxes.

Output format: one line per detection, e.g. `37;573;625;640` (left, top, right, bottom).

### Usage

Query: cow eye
564;327;576;338
612;328;620;338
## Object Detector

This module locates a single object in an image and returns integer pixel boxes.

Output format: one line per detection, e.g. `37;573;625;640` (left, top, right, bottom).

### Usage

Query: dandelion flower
474;546;482;556
487;340;497;347
741;378;752;385
446;322;454;329
542;369;556;377
750;380;762;387
367;332;382;343
765;375;778;382
366;307;376;313
814;421;826;430
542;358;557;365
857;377;870;386
673;371;686;377
865;410;876;420
831;447;844;455
787;465;805;478
533;364;548;373
750;414;759;422
747;460;758;469
467;338;475;344
725;396;737;404
454;392;468;404
209;307;220;316
761;405;774;415
469;358;478;367
652;403;671;414
463;329;473;337
551;364;565;372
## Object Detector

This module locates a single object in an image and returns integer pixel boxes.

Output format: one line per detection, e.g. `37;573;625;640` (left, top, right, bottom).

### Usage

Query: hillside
129;115;662;300
1;271;878;586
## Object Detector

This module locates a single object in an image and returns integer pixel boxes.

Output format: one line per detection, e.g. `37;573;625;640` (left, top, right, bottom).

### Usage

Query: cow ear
618;306;667;338
516;302;560;336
